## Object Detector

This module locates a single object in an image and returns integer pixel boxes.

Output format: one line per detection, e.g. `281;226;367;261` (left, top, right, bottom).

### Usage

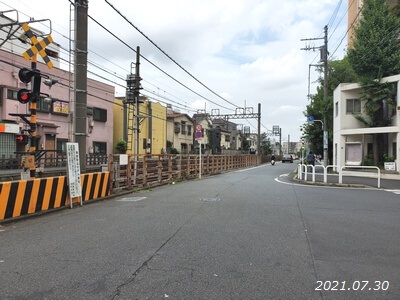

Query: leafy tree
347;0;400;164
303;57;358;161
260;133;272;155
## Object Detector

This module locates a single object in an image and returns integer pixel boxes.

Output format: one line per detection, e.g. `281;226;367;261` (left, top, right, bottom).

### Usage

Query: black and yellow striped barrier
0;172;110;221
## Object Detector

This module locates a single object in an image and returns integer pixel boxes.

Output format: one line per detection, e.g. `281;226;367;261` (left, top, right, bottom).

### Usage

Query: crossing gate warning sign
21;23;54;69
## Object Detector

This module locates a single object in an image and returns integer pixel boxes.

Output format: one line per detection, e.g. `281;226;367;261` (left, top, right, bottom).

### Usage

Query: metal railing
298;164;381;188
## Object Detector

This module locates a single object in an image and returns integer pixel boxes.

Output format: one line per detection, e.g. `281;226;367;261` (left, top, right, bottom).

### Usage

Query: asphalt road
0;161;399;299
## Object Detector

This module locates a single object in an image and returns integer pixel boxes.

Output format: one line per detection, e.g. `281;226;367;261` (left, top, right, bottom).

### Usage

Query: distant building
166;112;194;154
113;98;167;154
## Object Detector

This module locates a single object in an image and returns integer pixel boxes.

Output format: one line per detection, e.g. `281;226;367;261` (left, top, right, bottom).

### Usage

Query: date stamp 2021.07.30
315;281;389;292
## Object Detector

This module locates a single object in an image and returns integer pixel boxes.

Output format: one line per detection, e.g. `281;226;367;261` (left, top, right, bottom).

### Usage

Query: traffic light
17;67;41;104
15;134;29;145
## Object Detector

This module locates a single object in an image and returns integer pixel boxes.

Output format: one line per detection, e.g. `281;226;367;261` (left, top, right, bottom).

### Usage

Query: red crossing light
15;134;29;145
17;89;33;104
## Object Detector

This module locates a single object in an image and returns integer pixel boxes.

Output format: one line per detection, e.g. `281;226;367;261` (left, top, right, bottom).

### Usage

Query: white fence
297;164;381;188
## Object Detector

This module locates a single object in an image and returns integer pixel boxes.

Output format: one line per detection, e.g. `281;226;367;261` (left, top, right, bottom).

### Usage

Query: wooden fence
108;154;260;192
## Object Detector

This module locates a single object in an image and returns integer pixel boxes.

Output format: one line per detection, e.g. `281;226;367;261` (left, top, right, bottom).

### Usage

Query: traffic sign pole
199;140;202;179
195;124;203;179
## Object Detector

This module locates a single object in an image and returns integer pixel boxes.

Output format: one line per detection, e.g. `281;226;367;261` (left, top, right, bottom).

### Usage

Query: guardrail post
339;166;343;184
298;164;302;180
311;165;315;182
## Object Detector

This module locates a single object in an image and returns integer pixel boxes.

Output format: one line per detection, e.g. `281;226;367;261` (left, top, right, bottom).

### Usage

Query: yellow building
113;98;167;155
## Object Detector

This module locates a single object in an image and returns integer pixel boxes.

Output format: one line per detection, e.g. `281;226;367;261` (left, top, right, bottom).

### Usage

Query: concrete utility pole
322;25;329;167
257;103;261;155
301;25;329;166
74;0;88;172
133;46;141;183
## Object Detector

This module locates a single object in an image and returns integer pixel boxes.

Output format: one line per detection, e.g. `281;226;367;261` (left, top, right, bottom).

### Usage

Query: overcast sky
1;0;349;142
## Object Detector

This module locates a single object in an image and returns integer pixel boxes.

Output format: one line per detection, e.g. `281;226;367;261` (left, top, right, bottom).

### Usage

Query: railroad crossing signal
15;134;29;145
21;23;54;69
16;67;41;104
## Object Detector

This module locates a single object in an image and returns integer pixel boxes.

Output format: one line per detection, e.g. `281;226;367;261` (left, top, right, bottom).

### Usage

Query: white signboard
66;143;82;203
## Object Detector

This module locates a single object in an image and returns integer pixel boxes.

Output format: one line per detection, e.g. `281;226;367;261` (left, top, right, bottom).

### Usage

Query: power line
104;0;240;110
86;13;234;112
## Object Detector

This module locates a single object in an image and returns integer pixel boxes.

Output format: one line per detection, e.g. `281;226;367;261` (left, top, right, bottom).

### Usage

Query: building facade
0;49;115;160
166;112;194;154
333;74;400;169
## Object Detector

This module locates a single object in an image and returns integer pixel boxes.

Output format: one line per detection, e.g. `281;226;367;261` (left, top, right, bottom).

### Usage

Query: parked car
282;154;293;163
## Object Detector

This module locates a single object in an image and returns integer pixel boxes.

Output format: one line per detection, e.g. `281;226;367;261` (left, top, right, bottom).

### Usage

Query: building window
187;125;192;136
181;143;188;154
93;141;107;154
335;102;338;117
87;106;93;116
57;139;68;154
181;121;186;134
7;89;18;100
93;107;107;122
346;99;361;114
36;97;52;113
0;133;16;158
174;122;180;133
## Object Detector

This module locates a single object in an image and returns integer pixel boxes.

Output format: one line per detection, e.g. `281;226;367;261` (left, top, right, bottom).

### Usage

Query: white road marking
117;197;147;202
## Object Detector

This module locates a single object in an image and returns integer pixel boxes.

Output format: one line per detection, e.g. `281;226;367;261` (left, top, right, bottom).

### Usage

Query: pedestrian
307;151;315;166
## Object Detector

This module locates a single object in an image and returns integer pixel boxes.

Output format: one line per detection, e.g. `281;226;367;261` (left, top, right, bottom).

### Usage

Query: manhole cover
199;197;220;202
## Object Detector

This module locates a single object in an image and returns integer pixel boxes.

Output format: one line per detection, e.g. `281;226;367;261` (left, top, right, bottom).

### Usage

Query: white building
333;74;400;170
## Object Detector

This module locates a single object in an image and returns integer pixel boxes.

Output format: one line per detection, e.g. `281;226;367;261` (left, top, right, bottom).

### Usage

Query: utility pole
322;25;329;167
133;46;142;183
74;0;88;172
301;25;329;166
257;103;261;155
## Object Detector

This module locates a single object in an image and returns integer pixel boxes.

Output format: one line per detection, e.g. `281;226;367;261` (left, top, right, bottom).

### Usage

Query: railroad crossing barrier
0;172;110;222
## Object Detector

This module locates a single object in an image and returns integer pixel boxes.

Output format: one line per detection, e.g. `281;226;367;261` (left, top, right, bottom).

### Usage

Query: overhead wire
104;0;240;110
86;12;234;112
1;1;202;114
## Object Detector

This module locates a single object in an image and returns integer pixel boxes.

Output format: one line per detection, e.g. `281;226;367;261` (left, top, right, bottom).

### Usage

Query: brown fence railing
108;154;260;193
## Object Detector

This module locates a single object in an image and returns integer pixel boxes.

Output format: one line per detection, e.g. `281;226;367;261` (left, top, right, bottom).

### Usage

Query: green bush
115;139;127;154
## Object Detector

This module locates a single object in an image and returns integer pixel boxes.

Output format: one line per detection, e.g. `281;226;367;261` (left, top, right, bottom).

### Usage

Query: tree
115;139;127;154
347;0;400;164
260;133;272;155
303;57;358;160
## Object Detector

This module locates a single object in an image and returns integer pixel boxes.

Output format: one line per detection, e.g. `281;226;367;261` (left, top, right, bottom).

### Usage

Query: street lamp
307;116;328;166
